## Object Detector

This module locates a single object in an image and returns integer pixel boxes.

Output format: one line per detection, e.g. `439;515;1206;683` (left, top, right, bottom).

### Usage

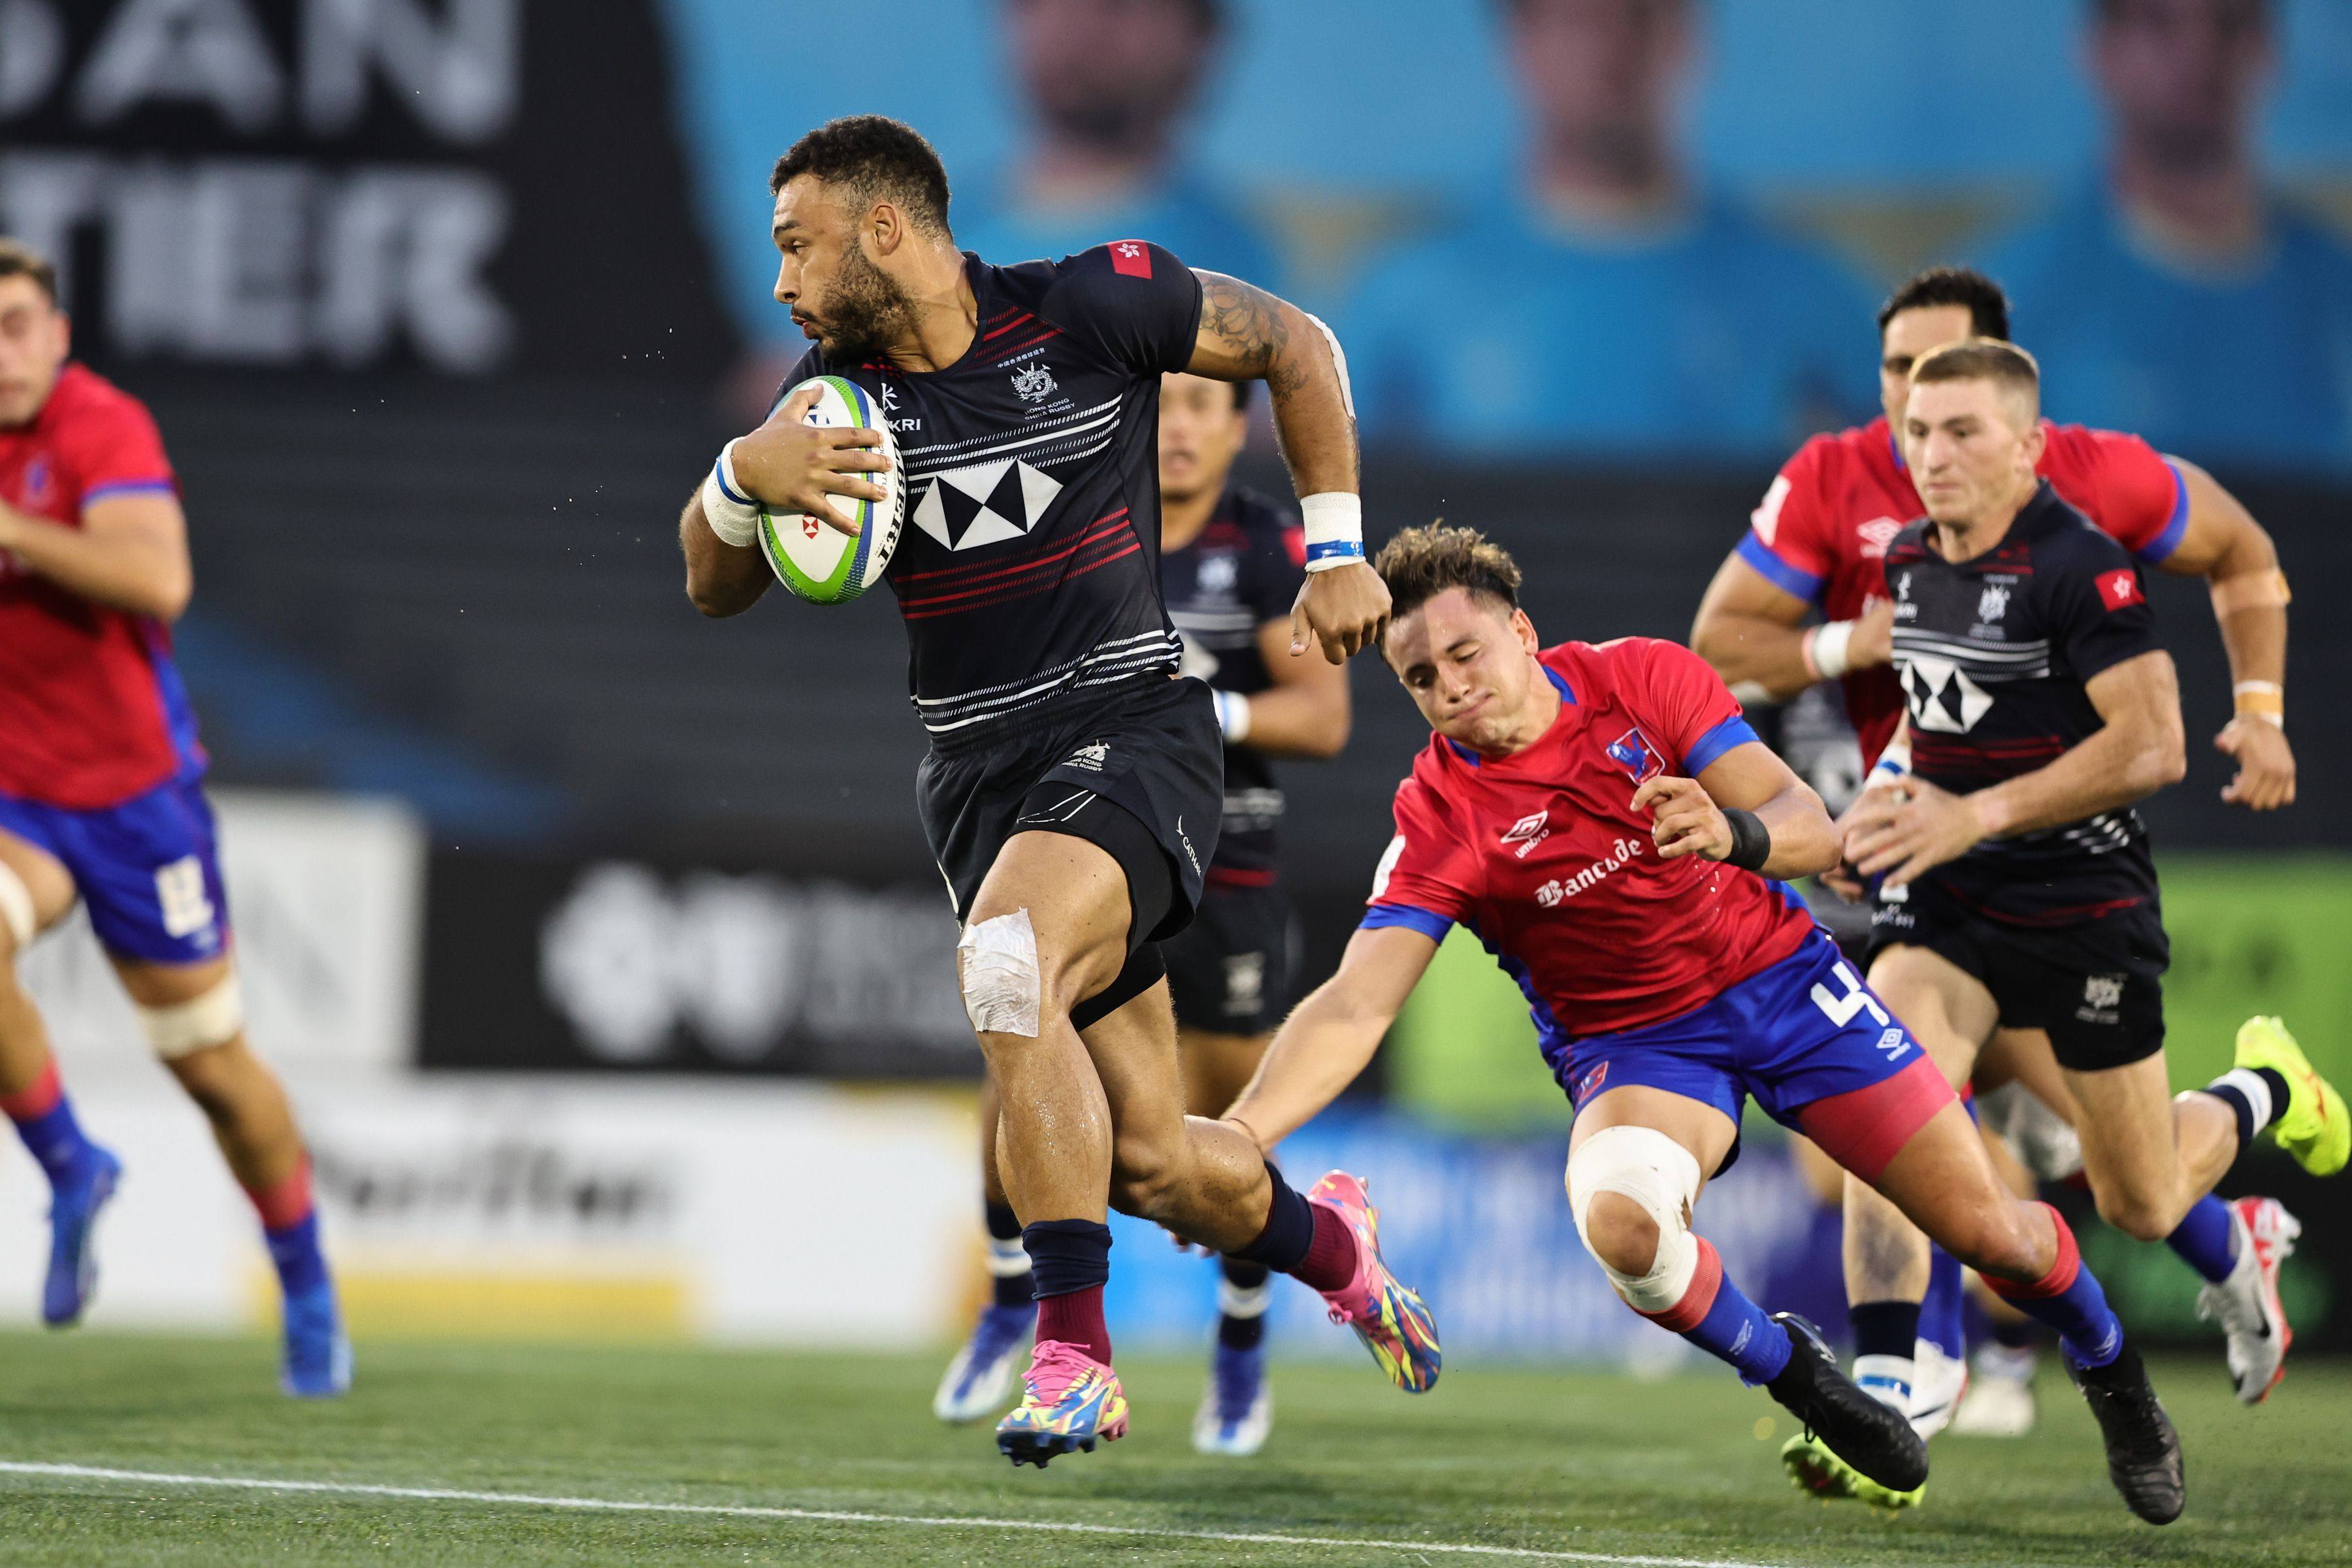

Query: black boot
1764;1312;1927;1492
2070;1341;2185;1525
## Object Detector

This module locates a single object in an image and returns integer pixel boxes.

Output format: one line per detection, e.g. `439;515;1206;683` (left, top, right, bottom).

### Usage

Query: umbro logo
1500;810;1550;858
910;459;1064;551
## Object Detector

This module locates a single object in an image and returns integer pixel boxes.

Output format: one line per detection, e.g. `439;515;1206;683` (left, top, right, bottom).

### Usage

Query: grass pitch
0;1333;2344;1566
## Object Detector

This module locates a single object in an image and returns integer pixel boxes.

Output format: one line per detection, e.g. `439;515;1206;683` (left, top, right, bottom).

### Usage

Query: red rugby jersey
0;365;202;808
1735;416;2186;764
1362;639;1816;1046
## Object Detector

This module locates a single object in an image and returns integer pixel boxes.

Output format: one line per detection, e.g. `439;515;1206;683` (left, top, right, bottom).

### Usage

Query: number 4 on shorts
1810;960;1889;1028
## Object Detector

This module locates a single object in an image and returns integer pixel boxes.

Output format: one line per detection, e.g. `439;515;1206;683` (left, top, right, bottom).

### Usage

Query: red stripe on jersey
1207;865;1277;889
894;513;1130;588
984;329;1064;364
981;312;1034;341
900;540;1143;621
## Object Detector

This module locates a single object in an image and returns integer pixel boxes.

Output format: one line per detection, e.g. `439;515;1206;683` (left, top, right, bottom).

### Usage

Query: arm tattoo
1198;272;1305;397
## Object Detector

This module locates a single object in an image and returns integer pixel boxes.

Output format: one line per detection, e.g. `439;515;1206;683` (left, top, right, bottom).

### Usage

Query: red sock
0;1060;63;1123
244;1156;315;1233
1293;1202;1361;1294
1035;1285;1112;1365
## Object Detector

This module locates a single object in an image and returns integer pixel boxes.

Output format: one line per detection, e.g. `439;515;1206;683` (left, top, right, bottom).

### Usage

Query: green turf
0;1333;2343;1566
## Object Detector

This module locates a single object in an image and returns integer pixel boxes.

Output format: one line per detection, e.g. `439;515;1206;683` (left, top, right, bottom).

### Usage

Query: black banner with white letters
0;0;735;378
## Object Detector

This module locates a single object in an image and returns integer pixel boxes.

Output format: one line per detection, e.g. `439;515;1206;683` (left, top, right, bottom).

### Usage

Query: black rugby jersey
1884;481;2166;923
780;243;1203;736
1163;484;1307;879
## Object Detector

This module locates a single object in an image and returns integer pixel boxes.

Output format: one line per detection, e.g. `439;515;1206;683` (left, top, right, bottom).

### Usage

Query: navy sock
265;1213;329;1299
1991;1313;2042;1351
1643;1237;1790;1386
1919;1247;1966;1360
1233;1163;1316;1273
1217;1256;1271;1352
2204;1066;2291;1149
1849;1299;1921;1362
2164;1194;2238;1285
1022;1218;1111;1298
984;1200;1034;1310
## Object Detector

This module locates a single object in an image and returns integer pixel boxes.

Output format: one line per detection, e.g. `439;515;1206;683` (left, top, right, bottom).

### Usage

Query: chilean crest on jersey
1604;727;1663;783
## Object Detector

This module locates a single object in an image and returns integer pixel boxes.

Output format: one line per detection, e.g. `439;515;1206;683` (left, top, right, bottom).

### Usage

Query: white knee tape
0;862;33;951
958;909;1040;1038
137;973;244;1059
1567;1126;1705;1313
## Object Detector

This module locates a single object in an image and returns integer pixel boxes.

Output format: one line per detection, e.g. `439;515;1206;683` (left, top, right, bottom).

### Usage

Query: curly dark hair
770;116;953;237
1878;266;2010;342
1373;522;1524;623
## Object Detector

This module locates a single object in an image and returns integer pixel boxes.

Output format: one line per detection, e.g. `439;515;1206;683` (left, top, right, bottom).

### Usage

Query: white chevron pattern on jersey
909;459;1066;551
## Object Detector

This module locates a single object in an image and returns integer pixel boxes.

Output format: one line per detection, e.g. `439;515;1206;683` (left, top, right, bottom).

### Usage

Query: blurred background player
1978;0;2352;473
679;118;1427;1466
1339;0;1874;458
1690;265;2298;1437
1807;341;2344;1506
1224;523;2187;1524
936;370;1349;1456
0;240;346;1397
953;0;1282;286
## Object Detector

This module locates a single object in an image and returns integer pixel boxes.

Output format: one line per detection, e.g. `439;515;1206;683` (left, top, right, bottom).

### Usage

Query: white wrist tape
701;440;761;548
1301;310;1356;422
1214;689;1252;743
1804;619;1857;681
1870;738;1912;783
1298;491;1364;573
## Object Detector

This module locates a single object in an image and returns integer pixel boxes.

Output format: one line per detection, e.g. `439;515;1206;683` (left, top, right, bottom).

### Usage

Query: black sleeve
2046;529;2163;684
1037;243;1204;376
1243;501;1308;625
764;347;825;417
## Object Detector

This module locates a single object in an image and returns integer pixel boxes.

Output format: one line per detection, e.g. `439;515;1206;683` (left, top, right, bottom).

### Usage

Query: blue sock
1920;1246;1967;1358
1987;1207;2121;1369
5;1066;93;1188
1649;1238;1791;1386
2164;1194;2238;1285
265;1213;330;1299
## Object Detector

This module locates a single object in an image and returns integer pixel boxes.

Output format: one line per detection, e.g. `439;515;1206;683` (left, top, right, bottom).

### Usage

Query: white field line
0;1459;1801;1568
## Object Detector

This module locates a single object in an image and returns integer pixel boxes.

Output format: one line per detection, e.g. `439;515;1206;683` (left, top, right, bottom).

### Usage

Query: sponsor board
16;790;425;1081
0;1077;975;1345
423;851;979;1077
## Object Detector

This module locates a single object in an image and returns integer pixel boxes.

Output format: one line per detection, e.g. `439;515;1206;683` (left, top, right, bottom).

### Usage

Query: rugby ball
759;375;904;604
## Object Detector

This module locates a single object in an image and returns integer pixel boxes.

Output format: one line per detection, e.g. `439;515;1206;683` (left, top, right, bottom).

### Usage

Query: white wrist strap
1870;739;1911;783
702;440;761;548
1803;619;1857;681
1299;491;1364;573
1214;689;1252;743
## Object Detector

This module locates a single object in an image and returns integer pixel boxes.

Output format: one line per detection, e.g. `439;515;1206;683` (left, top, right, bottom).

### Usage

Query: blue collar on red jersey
1444;665;1576;765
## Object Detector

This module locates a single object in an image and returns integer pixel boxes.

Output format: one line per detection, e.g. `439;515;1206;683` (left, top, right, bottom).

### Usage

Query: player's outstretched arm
2153;459;2294;809
1234;613;1351;758
0;493;190;619
1186;270;1389;664
1690;553;1894;706
1222;924;1437;1152
1846;651;2185;889
1636;742;1838;880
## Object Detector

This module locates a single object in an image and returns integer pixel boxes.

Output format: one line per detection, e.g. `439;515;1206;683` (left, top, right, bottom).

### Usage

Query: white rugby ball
760;374;904;604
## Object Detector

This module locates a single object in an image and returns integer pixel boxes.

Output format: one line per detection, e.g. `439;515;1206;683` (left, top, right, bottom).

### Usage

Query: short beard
815;243;916;364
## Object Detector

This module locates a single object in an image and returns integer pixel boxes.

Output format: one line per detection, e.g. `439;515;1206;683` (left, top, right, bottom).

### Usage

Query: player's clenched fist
1633;776;1732;861
2215;713;2296;811
728;384;893;537
1841;774;1990;890
1290;561;1392;664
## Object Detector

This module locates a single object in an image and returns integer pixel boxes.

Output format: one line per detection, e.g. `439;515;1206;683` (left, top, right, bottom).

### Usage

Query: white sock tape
701;440;761;548
137;972;245;1059
0;862;35;951
1298;491;1364;573
958;909;1041;1038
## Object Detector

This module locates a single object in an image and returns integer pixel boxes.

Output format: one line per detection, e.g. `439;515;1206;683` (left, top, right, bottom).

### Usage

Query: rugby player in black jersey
934;370;1349;1455
678;117;1433;1467
1789;341;2346;1520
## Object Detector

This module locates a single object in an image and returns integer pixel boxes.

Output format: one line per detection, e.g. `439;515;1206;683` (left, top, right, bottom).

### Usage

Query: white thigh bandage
137;973;245;1059
1567;1126;1705;1313
0;862;34;951
958;909;1040;1038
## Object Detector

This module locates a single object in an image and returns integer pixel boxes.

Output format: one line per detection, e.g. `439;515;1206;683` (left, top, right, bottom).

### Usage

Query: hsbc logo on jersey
909;459;1065;551
1500;810;1550;858
1899;655;1994;732
1603;728;1663;783
2096;570;2144;612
